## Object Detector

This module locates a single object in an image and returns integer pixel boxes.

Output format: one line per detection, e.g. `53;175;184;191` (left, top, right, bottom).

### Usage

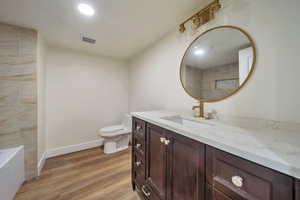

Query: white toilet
99;114;132;154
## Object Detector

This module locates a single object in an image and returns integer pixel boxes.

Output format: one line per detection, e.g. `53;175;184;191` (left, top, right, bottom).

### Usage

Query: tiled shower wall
200;63;239;99
185;63;239;100
0;23;38;179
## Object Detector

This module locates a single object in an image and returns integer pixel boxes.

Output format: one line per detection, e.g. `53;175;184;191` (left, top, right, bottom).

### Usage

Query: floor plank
14;148;139;200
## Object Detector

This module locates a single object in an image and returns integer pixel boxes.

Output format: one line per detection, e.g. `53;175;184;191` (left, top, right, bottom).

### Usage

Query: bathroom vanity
131;111;300;200
131;26;300;200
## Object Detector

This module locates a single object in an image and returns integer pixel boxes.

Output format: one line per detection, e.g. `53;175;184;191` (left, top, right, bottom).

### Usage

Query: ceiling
183;28;251;69
0;0;209;60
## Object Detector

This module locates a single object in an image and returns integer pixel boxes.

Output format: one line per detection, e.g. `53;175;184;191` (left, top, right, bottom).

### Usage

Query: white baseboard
37;151;47;176
46;140;103;159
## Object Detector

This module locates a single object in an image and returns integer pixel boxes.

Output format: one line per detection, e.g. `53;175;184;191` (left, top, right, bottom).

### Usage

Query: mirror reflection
180;26;255;101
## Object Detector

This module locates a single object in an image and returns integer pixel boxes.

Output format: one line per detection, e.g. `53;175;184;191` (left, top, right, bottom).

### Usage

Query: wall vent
81;36;96;44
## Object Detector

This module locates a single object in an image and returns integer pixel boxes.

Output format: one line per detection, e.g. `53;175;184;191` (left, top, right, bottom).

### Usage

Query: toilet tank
122;114;132;130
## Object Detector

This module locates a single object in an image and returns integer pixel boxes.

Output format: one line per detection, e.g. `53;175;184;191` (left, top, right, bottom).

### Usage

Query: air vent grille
81;36;96;44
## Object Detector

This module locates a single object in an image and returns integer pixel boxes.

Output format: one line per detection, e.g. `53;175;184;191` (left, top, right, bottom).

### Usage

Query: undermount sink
161;115;213;129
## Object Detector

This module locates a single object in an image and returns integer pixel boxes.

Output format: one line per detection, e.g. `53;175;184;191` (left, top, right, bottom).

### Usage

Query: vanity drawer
133;151;145;185
133;117;146;139
133;151;145;172
133;135;145;156
135;170;145;188
206;146;294;200
133;154;147;199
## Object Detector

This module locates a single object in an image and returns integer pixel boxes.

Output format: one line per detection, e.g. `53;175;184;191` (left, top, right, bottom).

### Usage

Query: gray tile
0;23;38;180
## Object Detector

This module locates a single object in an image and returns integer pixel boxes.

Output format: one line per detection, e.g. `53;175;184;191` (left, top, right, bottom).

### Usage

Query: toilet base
103;134;130;154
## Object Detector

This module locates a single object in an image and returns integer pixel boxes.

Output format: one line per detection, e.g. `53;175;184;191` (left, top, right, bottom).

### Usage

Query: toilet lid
100;125;124;133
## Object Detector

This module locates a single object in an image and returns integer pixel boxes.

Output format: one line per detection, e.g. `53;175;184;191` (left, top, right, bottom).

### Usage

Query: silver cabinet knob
232;176;243;187
136;143;141;149
160;137;166;143
136;161;141;167
141;185;151;197
164;139;170;145
136;126;141;131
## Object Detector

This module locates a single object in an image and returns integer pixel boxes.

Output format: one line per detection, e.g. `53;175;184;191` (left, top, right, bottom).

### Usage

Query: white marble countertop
132;110;300;179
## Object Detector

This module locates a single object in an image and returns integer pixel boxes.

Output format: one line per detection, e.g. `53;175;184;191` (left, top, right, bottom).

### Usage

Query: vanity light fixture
78;3;95;16
179;0;221;33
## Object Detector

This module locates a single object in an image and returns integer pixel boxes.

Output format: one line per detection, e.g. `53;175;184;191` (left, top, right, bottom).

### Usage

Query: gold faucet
192;101;208;119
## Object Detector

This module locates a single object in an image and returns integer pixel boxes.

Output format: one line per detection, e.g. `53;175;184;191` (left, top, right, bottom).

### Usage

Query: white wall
129;0;300;123
37;33;47;164
46;47;129;150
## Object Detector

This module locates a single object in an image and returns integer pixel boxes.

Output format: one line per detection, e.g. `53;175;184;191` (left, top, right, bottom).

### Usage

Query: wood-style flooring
14;148;139;200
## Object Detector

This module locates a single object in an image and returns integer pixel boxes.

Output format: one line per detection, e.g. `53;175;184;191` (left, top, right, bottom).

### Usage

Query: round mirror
180;26;256;102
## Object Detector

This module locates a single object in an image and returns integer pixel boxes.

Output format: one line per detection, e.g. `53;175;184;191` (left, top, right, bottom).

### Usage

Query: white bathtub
0;146;25;200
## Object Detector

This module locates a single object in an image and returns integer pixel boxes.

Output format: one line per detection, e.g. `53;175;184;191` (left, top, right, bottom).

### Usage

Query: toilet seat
100;125;131;137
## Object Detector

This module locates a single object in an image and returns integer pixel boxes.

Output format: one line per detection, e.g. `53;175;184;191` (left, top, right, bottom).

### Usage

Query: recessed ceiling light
194;49;205;56
78;3;95;16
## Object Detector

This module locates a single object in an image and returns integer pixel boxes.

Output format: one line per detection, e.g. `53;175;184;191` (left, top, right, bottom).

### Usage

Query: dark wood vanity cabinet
132;117;297;200
132;118;205;200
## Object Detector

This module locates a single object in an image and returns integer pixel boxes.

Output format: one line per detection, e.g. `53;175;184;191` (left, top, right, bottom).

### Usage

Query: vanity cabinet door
145;124;168;200
167;131;205;200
